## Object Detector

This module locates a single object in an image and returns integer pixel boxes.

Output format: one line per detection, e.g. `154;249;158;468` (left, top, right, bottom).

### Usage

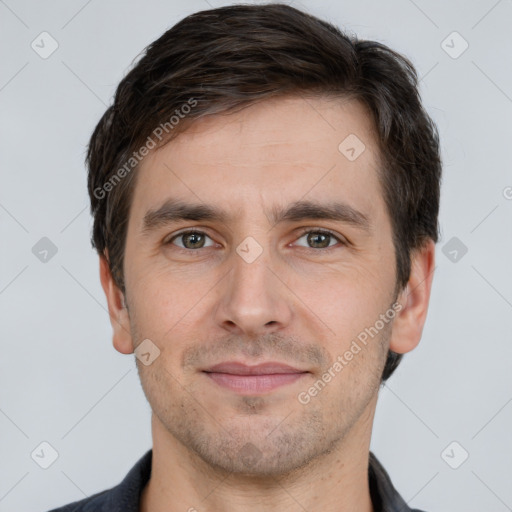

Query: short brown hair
86;3;441;382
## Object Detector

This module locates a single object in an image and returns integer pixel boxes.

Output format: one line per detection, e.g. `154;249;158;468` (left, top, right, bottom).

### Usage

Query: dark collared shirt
47;449;426;512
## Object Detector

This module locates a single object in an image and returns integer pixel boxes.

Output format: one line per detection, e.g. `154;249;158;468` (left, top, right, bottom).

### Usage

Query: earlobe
99;253;134;355
389;240;436;355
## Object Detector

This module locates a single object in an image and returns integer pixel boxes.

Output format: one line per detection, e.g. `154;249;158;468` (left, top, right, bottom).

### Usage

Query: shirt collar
107;449;415;512
368;451;415;511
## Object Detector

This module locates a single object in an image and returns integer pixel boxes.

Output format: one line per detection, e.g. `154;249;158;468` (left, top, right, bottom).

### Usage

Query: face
114;96;402;476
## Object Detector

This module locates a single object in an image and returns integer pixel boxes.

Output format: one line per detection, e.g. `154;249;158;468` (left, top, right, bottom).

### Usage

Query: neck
140;396;377;512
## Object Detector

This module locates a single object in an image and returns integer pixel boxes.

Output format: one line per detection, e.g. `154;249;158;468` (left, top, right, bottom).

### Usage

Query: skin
100;95;435;512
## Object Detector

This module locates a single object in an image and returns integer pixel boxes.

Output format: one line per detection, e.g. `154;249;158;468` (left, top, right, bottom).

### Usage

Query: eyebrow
141;198;372;236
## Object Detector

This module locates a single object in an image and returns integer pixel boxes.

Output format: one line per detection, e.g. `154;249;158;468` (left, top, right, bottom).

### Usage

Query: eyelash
165;228;346;253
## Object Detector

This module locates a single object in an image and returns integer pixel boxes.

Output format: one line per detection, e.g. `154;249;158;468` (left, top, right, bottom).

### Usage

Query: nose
214;245;293;337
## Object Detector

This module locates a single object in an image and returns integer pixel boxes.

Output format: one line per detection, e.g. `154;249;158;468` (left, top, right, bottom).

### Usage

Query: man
49;3;440;511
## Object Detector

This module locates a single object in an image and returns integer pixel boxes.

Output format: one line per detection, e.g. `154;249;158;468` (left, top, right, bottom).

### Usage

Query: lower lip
204;372;307;394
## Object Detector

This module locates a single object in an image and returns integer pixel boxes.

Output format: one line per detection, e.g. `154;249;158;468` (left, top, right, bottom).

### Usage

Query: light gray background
1;0;511;511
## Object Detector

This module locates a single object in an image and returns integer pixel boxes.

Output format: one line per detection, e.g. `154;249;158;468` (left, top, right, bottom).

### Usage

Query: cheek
128;250;201;309
293;260;390;333
126;264;216;364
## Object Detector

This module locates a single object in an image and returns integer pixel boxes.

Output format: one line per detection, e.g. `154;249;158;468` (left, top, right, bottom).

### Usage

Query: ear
389;239;436;354
99;253;134;354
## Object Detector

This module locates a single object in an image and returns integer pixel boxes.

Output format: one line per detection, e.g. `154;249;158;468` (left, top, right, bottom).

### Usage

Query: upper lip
203;361;308;375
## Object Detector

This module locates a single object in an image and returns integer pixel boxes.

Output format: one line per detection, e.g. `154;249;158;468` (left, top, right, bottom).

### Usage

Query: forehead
130;95;385;225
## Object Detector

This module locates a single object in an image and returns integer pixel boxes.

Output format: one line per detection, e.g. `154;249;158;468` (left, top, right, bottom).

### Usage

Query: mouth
202;361;310;394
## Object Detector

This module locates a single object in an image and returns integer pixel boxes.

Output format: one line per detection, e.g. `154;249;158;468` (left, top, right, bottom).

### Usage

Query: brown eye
307;232;331;248
168;231;214;249
295;229;343;250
